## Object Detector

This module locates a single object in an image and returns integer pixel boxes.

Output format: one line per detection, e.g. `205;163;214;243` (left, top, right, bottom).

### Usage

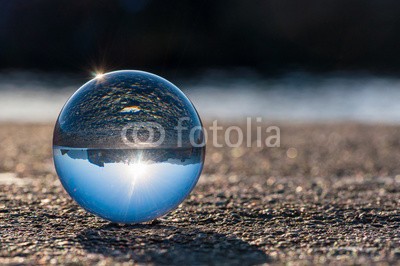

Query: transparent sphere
53;70;205;223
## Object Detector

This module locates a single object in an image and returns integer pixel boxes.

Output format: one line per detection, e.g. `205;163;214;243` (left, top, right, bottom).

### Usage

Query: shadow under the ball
76;223;269;264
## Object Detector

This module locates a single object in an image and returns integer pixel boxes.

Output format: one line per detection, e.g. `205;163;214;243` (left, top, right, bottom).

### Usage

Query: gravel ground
0;123;399;265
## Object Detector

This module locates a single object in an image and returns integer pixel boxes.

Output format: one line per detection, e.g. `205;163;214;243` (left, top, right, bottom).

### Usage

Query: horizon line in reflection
54;146;204;167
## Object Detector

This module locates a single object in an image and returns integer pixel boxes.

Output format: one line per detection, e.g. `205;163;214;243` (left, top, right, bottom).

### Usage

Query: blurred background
1;0;400;122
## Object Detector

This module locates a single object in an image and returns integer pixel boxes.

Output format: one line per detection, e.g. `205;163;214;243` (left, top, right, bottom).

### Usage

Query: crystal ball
53;70;205;223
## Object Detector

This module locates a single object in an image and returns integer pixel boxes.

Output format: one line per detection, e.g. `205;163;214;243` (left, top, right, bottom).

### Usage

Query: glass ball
53;70;205;223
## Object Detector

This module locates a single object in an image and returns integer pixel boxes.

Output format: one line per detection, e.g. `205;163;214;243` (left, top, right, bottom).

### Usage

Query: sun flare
94;72;104;79
129;161;148;177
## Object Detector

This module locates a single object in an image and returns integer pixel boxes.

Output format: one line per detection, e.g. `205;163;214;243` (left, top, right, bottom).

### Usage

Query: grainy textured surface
0;123;399;265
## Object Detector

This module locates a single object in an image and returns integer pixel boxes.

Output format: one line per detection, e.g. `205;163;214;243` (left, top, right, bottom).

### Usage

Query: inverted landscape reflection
54;146;204;223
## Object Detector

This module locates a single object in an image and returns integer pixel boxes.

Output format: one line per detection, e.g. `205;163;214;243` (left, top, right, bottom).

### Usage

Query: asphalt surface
0;123;399;265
